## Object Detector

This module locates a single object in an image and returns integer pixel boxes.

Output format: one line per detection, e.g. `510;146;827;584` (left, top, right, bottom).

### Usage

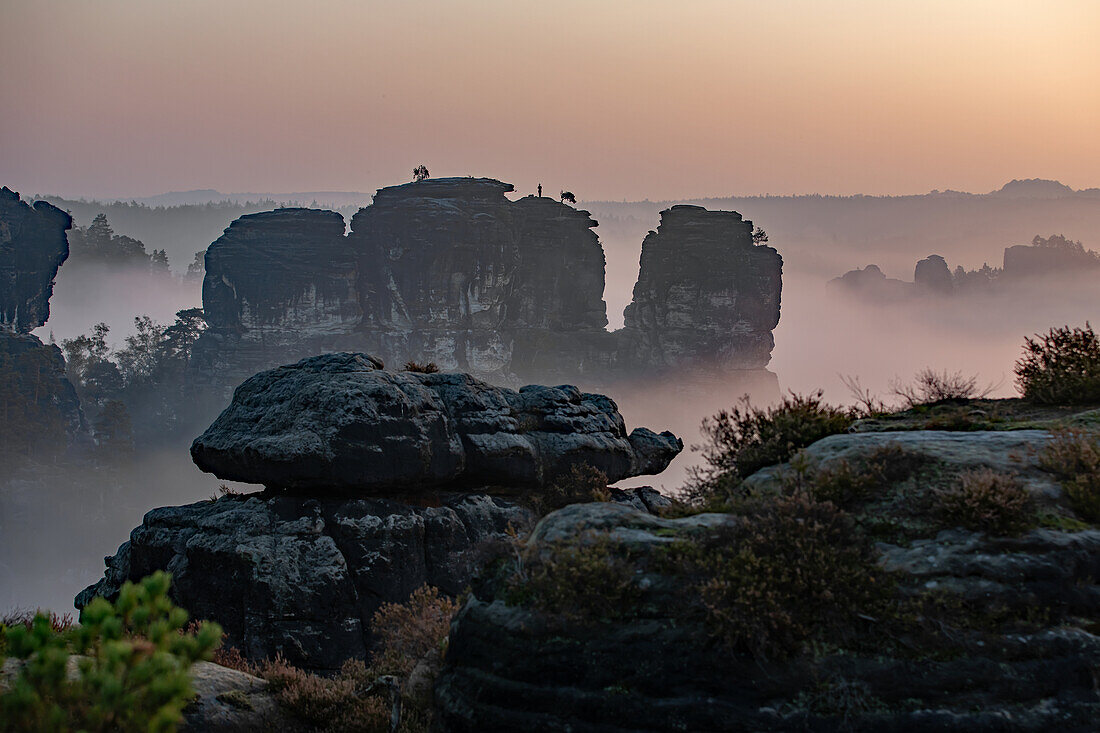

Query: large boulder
0;187;72;334
76;492;530;673
190;353;682;493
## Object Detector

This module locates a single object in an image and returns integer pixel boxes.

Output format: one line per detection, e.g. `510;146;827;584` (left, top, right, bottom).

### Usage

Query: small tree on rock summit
413;164;430;182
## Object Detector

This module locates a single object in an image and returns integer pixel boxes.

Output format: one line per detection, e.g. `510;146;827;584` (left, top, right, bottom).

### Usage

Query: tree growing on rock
752;226;768;245
413;164;430;182
560;190;576;204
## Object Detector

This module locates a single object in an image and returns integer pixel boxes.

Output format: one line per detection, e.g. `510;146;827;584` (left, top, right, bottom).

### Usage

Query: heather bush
687;391;855;502
507;533;640;622
1015;323;1100;404
666;495;889;659
1039;428;1100;522
931;468;1035;535
252;584;459;732
403;360;440;374
369;585;460;677
0;571;221;733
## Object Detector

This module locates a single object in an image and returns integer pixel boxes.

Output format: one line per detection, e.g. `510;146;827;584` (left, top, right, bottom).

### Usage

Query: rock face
191;352;682;493
0;187;72;333
191;178;782;390
0;332;85;442
77;493;530;673
623;205;782;371
436;499;1100;732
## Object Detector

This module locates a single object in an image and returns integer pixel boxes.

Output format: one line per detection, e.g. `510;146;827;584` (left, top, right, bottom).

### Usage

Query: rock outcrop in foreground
81;355;682;672
191;178;782;389
437;425;1100;731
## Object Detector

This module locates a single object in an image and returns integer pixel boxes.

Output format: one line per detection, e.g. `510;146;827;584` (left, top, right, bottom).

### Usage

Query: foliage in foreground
668;494;891;659
1015;323;1100;404
0;571;221;733
224;584;459;732
686;391;855;503
1040;427;1100;522
931;468;1035;535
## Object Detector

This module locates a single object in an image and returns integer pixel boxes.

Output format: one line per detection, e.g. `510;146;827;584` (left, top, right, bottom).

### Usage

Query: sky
2;0;1099;200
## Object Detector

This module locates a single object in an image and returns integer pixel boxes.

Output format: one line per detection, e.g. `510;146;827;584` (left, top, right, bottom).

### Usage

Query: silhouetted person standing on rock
538;184;542;197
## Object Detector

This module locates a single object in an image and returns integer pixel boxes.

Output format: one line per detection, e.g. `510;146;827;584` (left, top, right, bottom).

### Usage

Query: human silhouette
538;184;542;197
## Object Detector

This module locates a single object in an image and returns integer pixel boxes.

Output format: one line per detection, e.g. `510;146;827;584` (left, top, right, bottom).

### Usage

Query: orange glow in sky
2;0;1098;199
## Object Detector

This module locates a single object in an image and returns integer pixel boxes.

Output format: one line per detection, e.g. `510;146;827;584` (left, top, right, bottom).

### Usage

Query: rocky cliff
192;178;782;391
623;205;782;371
0;187;72;334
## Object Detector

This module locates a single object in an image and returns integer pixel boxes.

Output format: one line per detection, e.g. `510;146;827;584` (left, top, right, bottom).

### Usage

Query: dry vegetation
211;584;459;732
931;468;1035;535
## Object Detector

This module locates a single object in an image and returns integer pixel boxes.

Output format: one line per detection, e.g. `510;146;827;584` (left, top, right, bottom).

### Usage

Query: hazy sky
2;0;1098;200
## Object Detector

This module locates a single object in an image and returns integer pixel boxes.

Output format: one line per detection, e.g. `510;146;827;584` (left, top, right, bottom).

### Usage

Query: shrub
1015;323;1100;404
891;368;991;407
668;495;890;659
253;584;458;732
931;468;1035;535
531;464;610;514
369;585;460;678
508;533;640;622
687;391;855;502
1039;428;1100;522
0;571;221;733
403;361;440;374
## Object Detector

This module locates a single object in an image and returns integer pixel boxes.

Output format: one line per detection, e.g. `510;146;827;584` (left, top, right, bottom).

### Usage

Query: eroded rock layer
190;352;682;493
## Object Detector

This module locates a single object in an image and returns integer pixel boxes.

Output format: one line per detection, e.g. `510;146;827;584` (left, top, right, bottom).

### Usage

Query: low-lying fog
7;195;1099;614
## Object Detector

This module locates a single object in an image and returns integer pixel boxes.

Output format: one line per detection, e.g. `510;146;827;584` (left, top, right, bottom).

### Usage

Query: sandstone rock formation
913;253;953;293
191;352;682;493
436;480;1100;731
623;205;782;371
77;493;530;673
82;352;682;672
0;187;72;334
191;178;782;391
0;188;84;449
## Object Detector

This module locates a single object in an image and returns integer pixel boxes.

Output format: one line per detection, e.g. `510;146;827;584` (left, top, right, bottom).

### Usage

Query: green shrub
687;391;855;502
667;495;890;659
1039;428;1100;522
931;468;1035;535
1015;323;1100;404
0;571;221;733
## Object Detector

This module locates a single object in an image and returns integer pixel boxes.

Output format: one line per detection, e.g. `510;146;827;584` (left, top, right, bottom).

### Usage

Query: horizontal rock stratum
191;352;683;493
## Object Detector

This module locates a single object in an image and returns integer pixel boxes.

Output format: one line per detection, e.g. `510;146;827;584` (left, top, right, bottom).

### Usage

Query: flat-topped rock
190;352;682;492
